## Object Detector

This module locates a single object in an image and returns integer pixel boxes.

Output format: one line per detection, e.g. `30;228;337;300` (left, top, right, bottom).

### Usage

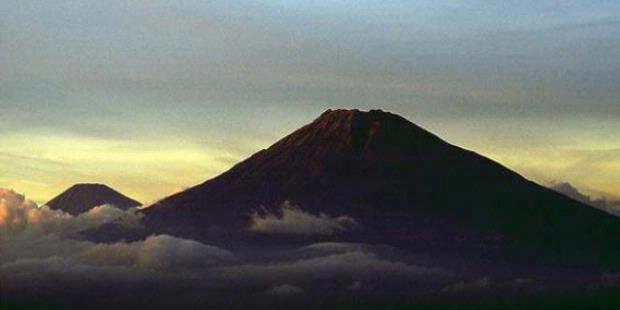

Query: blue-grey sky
1;1;619;203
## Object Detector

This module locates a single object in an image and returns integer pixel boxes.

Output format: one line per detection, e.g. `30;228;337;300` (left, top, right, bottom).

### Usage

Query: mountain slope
46;183;141;215
143;109;620;266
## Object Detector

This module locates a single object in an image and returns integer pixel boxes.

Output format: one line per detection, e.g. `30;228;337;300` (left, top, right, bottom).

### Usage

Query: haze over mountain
547;181;620;217
144;109;620;266
46;183;141;215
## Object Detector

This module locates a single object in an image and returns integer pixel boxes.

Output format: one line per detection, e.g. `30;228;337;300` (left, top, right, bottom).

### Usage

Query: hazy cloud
547;181;620;216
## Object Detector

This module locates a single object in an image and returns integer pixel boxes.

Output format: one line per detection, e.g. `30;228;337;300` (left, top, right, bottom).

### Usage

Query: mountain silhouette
143;109;620;266
46;183;141;215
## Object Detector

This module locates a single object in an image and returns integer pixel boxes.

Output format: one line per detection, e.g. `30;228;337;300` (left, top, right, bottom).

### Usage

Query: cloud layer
0;188;453;307
2;188;617;308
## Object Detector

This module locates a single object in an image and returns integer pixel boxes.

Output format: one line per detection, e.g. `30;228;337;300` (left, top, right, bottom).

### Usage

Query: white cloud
249;201;360;235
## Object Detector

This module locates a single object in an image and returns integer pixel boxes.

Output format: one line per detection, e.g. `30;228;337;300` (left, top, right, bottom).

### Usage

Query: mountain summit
144;109;620;265
46;183;140;215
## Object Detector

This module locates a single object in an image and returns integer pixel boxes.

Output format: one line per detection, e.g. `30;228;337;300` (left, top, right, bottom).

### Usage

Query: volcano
143;109;620;266
46;183;141;215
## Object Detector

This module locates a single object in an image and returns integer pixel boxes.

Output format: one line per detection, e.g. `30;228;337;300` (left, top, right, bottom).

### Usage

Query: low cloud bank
249;201;360;235
1;188;614;308
0;188;453;307
0;188;232;270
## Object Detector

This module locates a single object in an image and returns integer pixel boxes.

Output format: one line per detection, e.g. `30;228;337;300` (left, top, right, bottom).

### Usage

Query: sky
1;0;619;204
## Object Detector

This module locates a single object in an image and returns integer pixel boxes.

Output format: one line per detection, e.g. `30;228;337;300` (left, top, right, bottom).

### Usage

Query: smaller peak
47;183;140;215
